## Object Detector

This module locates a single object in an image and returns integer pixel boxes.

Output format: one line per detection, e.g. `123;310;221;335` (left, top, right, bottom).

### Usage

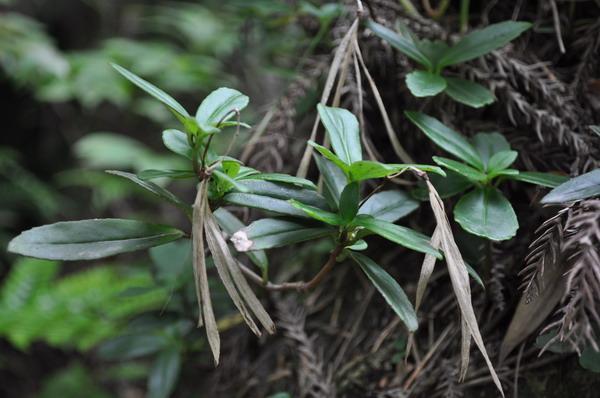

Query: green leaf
308;141;350;174
444;77;495;108
359;190;419;223
240;173;316;190
238;180;328;209
415;39;450;69
507;171;568;188
353;215;441;258
367;20;432;70
231;218;333;251
438;21;532;68
541;169;600;203
147;348;181;398
412;170;474;200
405;111;483;169
138;169;196;180
162;129;192;160
487;150;518;173
213;208;268;273
195;87;249;134
316;104;362;164
466;264;485;289
405;71;447;97
8;219;184;261
223;193;308;218
339;182;360;223
454;187;518;241
349;252;418;331
111;63;189;119
580;347;600;373
471;132;511;169
348;161;445;182
432;157;487;182
314;155;346;209
346;240;368;251
106;171;192;217
289;200;343;226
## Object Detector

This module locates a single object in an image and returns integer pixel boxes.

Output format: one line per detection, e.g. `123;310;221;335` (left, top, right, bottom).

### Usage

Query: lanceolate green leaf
454;186;518;241
314;155;346;209
405;111;483;169
240;173;317;190
223;193;308;218
231;218;333;251
432;157;487;182
367;20;432;70
348;161;445;182
317;104;362;165
195;87;249;134
106;170;191;217
353;215;441;258
289;200;343;226
507;171;568;188
541;169;600;203
138;169;196;180
111;63;189;119
339;182;360;223
238;180;328;209
147;348;181;398
405;71;447;97
8;219;184;260
444;77;495;108
162;129;193;160
438;21;532;68
358;190;419;223
350;252;418;332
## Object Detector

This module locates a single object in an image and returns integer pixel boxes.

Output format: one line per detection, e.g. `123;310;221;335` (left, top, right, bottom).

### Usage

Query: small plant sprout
367;19;531;107
405;111;568;241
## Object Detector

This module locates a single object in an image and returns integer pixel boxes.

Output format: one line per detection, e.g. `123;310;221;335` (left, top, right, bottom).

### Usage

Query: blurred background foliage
0;0;327;396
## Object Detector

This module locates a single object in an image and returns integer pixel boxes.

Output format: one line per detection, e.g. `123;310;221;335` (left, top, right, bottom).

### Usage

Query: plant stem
460;0;470;33
239;244;344;292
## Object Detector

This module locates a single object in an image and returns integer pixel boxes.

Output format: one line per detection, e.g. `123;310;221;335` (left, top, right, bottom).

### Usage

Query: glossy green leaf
223;193;308;218
8;219;184;261
454;187;518;241
541;169;600;203
111;63;189;118
438;21;532;67
231;218;333;251
308;141;350;174
367;20;432;70
195;87;249;134
415;39;450;69
487;150;518;172
106;171;191;216
162;129;193;160
466;264;485;289
317;104;362;164
213;208;268;273
147;348;181;398
412;170;474;200
444;77;495;108
359;190;419;223
471;132;511;169
339;182;360;223
346;240;368;251
289;199;343;226
405;111;483;169
405;71;447;97
238;180;328;209
314;155;346;209
240;173;316;190
138;169;196;180
353;215;441;258
432;157;487;182
348;161;445;182
507;171;568;188
350;252;418;331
